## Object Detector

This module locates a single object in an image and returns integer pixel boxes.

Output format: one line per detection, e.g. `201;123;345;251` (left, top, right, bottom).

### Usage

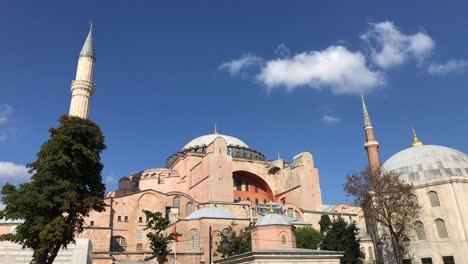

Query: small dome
182;134;249;150
186;207;236;220
383;145;468;184
255;214;291;226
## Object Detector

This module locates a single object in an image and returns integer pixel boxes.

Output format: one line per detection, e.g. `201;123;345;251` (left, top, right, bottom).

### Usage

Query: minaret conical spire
69;23;97;119
411;125;423;147
361;96;380;174
80;21;95;59
361;95;372;128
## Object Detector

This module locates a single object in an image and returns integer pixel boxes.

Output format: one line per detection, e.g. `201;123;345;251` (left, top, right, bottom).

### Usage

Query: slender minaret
361;96;380;173
69;23;96;119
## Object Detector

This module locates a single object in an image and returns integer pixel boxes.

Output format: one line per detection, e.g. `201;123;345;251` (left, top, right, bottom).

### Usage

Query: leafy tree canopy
321;217;363;264
0;116;106;264
344;168;420;264
216;222;251;257
144;210;181;264
319;214;332;235
295;226;321;249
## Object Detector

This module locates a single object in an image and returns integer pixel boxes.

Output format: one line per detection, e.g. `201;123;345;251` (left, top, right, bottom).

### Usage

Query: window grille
137;230;143;240
111;236;127;252
414;221;427;240
442;256;455;264
186;202;193;215
173;196;181;209
188;229;200;250
136;243;143;251
428;191;440;207
435;219;448;238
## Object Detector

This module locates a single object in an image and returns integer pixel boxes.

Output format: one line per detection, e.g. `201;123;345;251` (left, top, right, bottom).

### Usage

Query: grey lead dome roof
382;145;468;184
185;207;236;220
182;134;249;150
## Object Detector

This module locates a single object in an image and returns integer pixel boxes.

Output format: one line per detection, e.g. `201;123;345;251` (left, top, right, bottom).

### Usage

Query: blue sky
0;1;467;205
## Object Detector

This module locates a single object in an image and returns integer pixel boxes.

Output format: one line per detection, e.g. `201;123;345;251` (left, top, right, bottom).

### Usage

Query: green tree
216;222;251;257
295;226;321;249
144;210;181;264
0;116;106;264
344;168;421;264
321;218;363;264
319;214;332;235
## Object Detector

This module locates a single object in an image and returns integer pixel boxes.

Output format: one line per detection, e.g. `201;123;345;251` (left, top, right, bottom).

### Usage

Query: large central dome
383;145;468;184
182;133;249;150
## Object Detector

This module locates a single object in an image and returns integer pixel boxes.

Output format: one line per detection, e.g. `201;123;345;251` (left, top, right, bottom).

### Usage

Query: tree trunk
389;230;400;264
45;243;62;264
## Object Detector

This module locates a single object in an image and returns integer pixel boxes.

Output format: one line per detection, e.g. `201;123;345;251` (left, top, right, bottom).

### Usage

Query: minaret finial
411;125;423;147
214;122;218;135
80;22;95;59
269;201;273;213
361;95;372;128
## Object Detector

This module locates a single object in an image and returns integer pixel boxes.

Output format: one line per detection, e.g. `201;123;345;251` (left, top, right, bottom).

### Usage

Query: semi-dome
185;207;236;220
182;133;249;150
382;145;468;184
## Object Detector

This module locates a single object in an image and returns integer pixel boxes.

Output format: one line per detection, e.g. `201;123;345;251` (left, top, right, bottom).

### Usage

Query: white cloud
0;104;13;125
322;114;341;125
361;21;435;68
257;46;384;95
105;174;117;185
0;161;30;183
427;59;468;75
219;54;263;77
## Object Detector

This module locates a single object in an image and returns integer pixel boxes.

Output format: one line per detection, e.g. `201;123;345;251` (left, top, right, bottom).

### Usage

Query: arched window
294;210;300;219
173;196;181;209
414;221;427;240
435;218;448;238
287;208;293;218
263;199;267;204
246;197;251;201
244;182;249;191
186;202;193;215
237;196;242;202
255;198;259;205
368;247;374;261
428;191;440;207
188;229;200;250
111;236;127;252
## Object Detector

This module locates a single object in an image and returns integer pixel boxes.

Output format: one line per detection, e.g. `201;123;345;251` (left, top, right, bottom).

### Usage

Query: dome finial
214;122;218;135
269;201;273;213
411;125;423;147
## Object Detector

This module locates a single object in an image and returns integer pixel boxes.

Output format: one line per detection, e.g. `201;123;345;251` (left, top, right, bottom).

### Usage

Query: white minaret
69;23;96;119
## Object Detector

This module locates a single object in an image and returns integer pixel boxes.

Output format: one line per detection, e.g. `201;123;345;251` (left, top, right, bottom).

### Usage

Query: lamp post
208;225;229;264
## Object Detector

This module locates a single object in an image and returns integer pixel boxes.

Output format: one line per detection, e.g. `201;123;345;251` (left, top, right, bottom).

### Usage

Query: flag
173;224;180;242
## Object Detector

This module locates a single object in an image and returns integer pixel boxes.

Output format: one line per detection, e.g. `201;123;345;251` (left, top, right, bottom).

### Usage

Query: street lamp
209;225;229;264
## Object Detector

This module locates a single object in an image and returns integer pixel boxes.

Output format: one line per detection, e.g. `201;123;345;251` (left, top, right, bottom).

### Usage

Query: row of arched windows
414;218;449;240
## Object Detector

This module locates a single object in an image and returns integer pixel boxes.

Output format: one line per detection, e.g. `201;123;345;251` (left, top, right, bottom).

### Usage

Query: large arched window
188;229;200;250
287;208;293;218
111;236;127;252
428;191;440;207
186;202;193;215
414;221;427;240
173;196;181;209
435;218;448;238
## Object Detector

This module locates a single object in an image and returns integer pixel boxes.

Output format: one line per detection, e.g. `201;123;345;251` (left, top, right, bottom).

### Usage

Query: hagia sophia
1;25;467;264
